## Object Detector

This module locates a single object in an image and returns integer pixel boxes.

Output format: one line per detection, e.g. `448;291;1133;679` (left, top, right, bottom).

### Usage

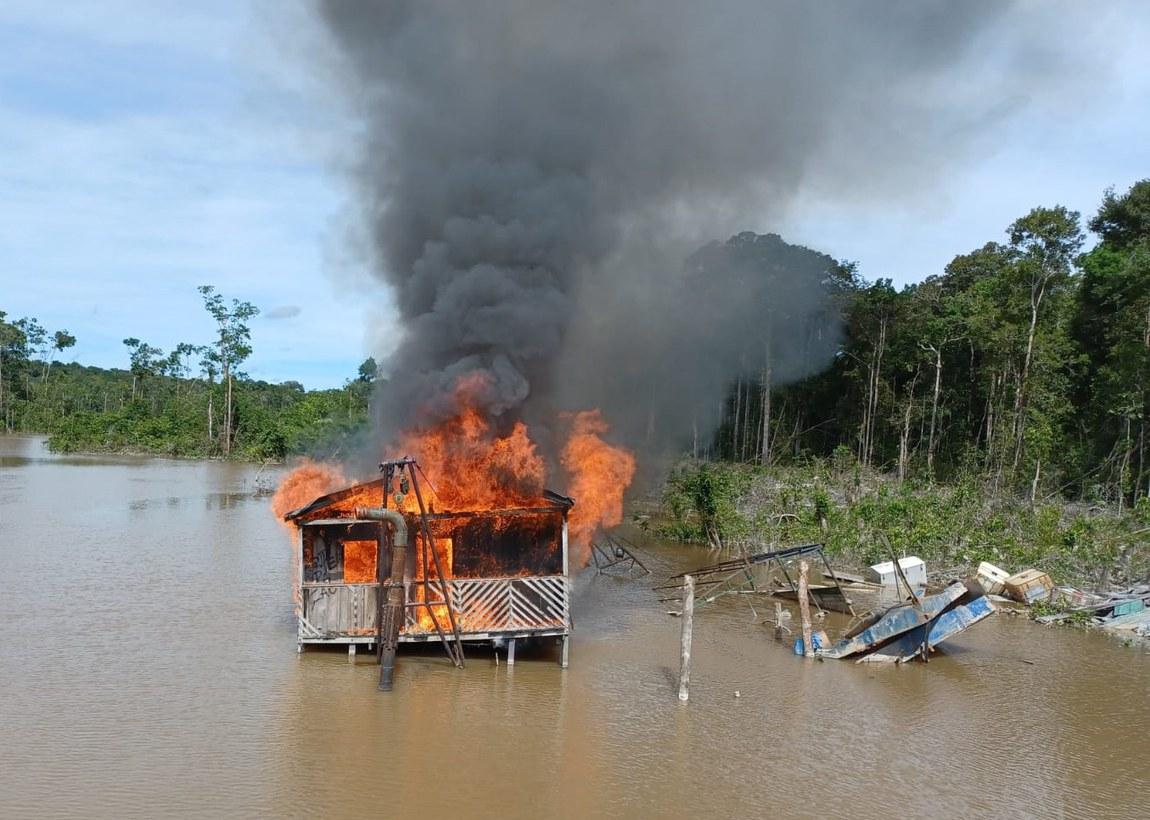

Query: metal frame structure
654;542;856;617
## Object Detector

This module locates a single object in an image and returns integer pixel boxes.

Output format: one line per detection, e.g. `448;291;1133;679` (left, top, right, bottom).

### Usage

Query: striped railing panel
404;575;569;635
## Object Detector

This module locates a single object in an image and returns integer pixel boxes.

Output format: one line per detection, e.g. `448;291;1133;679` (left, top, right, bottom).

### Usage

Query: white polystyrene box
867;556;927;588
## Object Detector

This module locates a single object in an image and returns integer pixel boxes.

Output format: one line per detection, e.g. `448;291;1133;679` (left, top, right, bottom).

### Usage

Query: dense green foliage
706;181;1150;511
657;180;1150;584
656;459;1149;587
0;288;373;460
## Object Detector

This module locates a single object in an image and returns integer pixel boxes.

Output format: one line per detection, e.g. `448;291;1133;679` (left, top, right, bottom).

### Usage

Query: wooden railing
407;576;569;635
299;575;569;641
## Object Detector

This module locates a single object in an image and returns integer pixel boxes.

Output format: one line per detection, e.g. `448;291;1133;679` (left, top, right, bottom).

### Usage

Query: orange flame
561;409;636;564
270;459;348;611
271;459;347;523
391;374;546;512
409;536;454;633
272;375;636;578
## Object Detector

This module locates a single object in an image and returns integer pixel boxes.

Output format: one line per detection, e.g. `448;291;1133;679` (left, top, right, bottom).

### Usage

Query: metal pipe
355;507;409;691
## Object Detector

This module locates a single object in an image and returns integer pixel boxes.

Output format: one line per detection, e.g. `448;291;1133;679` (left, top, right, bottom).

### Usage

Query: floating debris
867;556;927;589
975;561;1010;597
1003;569;1055;605
591;534;650;576
814;581;993;663
654;542;856;616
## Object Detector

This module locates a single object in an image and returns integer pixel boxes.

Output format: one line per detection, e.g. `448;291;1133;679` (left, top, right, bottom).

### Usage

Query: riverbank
1;432;285;465
647;459;1150;591
0;356;371;461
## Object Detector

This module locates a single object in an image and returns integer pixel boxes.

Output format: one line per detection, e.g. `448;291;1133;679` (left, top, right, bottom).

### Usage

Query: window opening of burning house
285;470;573;667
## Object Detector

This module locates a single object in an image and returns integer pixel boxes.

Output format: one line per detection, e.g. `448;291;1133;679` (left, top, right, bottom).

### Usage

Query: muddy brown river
1;435;1148;819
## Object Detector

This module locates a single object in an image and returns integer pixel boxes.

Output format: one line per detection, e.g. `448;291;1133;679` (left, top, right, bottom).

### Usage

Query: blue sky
2;2;1149;389
0;1;381;388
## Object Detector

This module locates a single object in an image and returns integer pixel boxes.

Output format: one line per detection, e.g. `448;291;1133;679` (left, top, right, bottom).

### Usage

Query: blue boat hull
855;594;996;662
818;581;994;661
819;582;969;659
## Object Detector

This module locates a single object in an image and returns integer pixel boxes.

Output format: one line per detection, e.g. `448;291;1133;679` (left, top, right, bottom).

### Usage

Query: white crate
868;556;927;588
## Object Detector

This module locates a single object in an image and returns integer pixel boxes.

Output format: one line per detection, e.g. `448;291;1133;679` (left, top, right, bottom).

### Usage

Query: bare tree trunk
897;372;919;482
898;399;913;482
760;336;773;467
1119;417;1132;514
1138;417;1146;505
1013;279;1048;474
864;317;887;468
926;344;943;479
224;369;233;456
984;371;997;470
1137;303;1149;503
730;378;740;460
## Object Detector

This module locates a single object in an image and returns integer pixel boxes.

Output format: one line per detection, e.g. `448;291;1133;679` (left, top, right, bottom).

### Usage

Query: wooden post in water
678;575;695;702
798;560;814;658
774;601;785;641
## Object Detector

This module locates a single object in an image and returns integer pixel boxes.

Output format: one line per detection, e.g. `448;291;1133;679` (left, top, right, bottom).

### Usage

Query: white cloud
0;0;396;388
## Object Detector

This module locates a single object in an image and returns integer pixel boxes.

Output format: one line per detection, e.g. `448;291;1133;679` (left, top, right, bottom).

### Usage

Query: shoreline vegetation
1;285;375;462
649;458;1148;591
3;181;1149;589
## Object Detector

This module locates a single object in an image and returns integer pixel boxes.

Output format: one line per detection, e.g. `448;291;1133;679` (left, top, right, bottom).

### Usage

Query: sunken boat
819;580;995;662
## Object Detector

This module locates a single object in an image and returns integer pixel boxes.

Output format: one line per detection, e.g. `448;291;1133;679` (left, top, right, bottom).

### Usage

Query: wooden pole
678;575;695;702
798;560;814;658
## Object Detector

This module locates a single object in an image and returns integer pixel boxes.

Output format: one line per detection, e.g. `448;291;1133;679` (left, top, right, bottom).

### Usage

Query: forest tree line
702;179;1150;512
0;286;375;460
3;178;1149;511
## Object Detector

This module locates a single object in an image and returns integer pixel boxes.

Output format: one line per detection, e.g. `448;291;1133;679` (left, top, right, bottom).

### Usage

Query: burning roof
282;477;574;524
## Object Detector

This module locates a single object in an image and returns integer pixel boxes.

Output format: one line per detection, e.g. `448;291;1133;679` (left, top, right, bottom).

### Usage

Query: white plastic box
975;561;1010;596
867;556;927;589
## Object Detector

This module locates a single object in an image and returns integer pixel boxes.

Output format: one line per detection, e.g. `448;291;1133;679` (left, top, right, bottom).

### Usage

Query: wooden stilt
678;575;695;702
798;560;814;657
348;643;356;663
559;636;570;668
507;638;516;666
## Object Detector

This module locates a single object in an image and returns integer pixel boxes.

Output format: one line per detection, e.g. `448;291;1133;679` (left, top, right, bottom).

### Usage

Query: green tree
1090;180;1150;249
197;285;259;456
357;357;378;383
1006;206;1083;477
122;337;165;402
1075;181;1150;507
0;311;29;430
42;329;76;383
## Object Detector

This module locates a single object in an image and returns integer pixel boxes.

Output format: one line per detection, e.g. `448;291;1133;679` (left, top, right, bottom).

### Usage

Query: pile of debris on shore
657;544;1150;671
968;560;1150;639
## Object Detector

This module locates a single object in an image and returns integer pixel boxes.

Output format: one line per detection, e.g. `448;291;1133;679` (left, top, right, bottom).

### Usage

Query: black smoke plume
314;0;1063;466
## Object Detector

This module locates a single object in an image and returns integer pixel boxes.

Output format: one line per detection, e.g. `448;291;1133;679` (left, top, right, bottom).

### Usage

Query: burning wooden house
283;458;573;673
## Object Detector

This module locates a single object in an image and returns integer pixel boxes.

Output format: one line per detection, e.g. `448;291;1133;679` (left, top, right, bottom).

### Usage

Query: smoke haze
314;0;1071;468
